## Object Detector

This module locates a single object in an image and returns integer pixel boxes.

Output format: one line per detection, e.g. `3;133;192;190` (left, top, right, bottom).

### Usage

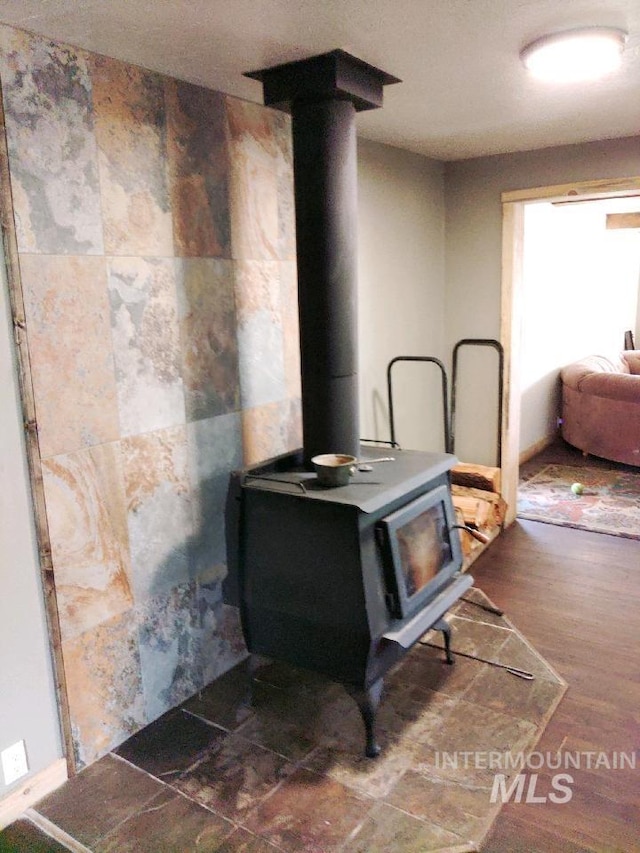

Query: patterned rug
518;463;640;540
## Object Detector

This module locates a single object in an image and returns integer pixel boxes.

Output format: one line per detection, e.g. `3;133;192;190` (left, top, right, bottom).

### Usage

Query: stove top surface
242;446;457;514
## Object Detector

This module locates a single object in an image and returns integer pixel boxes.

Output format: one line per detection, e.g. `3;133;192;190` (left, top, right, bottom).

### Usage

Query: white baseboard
519;432;558;465
0;758;67;829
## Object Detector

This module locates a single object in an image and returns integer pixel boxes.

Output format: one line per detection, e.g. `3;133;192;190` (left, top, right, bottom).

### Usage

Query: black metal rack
384;339;504;466
386;355;450;451
451;338;504;466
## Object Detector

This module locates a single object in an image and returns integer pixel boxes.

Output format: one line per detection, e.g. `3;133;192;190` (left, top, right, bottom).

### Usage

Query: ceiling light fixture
521;26;627;83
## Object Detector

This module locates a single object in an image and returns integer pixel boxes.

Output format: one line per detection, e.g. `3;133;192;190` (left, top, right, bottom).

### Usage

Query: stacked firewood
450;463;506;569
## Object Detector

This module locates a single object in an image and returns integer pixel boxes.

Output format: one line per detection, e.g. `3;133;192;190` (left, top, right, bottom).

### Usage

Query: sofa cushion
576;371;640;403
560;353;629;392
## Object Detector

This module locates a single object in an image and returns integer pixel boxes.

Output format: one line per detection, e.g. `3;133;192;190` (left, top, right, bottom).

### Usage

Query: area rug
518;463;640;540
27;588;567;853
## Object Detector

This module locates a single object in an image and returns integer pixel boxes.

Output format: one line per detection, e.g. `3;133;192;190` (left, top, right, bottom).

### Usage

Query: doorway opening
500;176;640;525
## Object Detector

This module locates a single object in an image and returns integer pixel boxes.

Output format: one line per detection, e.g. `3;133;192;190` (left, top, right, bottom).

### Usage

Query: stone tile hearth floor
1;589;566;853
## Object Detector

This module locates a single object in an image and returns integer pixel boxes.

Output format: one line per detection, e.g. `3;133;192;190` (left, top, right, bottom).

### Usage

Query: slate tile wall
0;24;300;767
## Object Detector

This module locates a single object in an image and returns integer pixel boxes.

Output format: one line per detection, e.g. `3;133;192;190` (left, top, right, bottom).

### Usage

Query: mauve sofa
560;351;640;467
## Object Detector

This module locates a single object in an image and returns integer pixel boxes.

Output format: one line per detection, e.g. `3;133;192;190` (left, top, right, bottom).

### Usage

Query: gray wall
357;139;447;453
0;249;62;799
445;135;640;465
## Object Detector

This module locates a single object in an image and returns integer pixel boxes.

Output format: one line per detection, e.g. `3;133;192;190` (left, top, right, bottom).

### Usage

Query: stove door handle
382;573;473;650
450;524;490;545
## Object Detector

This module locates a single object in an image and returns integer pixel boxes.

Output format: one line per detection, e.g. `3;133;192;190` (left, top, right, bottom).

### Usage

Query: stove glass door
378;483;461;618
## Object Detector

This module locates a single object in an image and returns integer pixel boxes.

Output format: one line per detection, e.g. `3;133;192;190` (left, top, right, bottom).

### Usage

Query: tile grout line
100;751;191;845
108;728;293;849
70;752;240;850
25;810;93;853
225;737;381;849
95;784;240;852
110;735;218;783
180;706;237;735
333;797;382;853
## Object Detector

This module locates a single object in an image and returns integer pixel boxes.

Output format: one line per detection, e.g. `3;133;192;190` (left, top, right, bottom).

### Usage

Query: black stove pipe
246;50;399;467
292;98;359;463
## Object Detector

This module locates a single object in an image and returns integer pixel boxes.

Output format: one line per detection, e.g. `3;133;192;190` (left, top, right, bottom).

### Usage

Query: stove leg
345;678;383;758
433;617;454;665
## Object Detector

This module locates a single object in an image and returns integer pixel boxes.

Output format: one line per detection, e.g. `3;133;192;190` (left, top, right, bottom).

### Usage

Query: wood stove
226;446;473;756
224;51;473;756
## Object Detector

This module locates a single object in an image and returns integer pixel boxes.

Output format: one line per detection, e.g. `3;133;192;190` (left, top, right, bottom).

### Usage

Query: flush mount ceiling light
521;27;627;83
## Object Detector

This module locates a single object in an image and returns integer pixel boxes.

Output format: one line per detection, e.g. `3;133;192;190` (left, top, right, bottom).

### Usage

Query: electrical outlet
1;740;29;786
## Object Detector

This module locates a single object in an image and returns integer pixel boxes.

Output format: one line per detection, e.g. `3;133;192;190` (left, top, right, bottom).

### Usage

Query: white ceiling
0;0;639;161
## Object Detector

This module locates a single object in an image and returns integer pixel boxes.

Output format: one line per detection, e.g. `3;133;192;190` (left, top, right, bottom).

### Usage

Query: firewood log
451;462;501;493
451;494;491;529
451;484;507;527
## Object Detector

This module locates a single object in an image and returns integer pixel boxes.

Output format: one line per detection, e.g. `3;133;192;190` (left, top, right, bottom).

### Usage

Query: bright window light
521;27;627;83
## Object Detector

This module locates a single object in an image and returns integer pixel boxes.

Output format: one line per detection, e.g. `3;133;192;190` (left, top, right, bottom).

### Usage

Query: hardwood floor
474;516;640;852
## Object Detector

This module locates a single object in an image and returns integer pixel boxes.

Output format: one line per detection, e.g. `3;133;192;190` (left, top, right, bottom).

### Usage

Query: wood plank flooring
474;516;639;852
